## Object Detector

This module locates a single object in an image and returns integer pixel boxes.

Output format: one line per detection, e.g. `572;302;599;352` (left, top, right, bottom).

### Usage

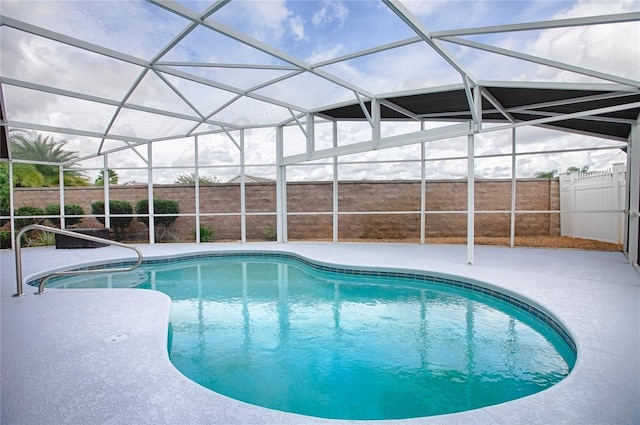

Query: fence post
613;163;625;244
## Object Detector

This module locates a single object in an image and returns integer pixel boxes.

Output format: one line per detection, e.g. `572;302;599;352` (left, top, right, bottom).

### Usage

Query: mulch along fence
10;178;559;243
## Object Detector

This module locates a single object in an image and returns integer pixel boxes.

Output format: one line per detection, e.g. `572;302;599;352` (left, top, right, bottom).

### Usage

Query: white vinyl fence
560;164;626;244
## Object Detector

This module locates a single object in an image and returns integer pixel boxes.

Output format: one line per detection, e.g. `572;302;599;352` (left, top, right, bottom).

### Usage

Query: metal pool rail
13;224;143;296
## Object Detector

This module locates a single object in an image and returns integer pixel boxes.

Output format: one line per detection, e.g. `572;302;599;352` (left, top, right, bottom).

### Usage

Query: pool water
48;255;575;420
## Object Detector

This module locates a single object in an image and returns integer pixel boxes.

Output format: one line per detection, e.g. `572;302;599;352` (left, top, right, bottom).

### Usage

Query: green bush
14;206;45;229
0;206;8;228
91;200;133;241
262;227;277;241
194;225;216;242
44;204;85;227
136;199;179;241
135;199;179;227
0;230;11;249
0;165;9;227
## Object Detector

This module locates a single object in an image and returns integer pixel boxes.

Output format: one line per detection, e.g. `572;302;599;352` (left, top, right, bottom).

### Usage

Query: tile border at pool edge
28;250;577;356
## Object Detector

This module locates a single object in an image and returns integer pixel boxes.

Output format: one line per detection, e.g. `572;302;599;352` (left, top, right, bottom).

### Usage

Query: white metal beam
443;36;640;88
0;76;236;126
506;90;640;113
3;120;148;144
379;99;420;121
479;102;640;134
0;16;147;66
154;62;299;70
371;99;381;147
480;87;516;123
431;12;640;37
463;77;479;125
480;80;639;92
288;109;307;138
306;113;315;161
276;126;287;242
220;127;239;151
311;36;422;68
510;128;517;248
332;121;339;243
355;92;374;127
100;69;149;153
147;0;376;100
153;70;205;120
240;129;246;243
467;133;475;265
383;0;477;86
194;135;201;243
1;16;311;120
283;122;472;165
510;109;634;125
384;0;480;130
147;143;155;244
627;117;640;265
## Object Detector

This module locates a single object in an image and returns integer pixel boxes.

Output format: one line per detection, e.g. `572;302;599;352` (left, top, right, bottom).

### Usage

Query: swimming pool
44;252;576;420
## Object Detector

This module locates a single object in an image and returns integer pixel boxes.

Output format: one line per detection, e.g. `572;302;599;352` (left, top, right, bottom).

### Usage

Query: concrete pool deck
1;242;639;425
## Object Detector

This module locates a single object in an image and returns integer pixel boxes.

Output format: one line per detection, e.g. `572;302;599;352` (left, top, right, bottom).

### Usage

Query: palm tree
567;166;590;173
535;170;558;178
95;169;119;186
9;131;89;186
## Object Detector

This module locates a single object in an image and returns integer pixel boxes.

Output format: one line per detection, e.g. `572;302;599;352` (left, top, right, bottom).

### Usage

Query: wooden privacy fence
560;164;626;244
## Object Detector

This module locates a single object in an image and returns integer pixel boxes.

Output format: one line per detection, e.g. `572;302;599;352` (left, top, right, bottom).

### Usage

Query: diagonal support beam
443;36;640;88
479;101;640;134
147;0;376;100
221;126;240;150
379;99;420;121
288;109;307;137
431;12;640;37
383;0;477;86
480;87;516;123
355;92;373;127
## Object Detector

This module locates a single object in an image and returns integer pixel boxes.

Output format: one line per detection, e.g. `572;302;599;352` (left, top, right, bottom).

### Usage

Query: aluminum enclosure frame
0;1;639;265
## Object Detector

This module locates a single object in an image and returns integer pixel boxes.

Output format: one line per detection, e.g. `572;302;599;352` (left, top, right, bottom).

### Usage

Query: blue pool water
47;254;575;420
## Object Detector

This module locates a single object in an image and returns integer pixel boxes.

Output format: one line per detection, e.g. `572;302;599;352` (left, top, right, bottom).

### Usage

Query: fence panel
560;164;626;244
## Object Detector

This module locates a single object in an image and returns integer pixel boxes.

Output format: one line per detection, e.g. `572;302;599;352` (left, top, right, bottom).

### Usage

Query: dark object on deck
55;228;110;249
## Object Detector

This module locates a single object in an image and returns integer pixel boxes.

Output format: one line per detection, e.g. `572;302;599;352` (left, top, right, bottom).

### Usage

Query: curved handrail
13;224;143;296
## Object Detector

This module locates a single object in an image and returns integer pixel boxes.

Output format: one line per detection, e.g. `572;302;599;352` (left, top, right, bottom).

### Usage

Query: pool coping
2;242;639;425
35;250;578;360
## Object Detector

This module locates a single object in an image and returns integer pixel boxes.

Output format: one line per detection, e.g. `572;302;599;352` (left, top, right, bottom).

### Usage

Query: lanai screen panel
0;1;637;163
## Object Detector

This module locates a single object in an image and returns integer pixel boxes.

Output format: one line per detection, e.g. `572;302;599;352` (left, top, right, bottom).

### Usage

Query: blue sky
0;0;638;182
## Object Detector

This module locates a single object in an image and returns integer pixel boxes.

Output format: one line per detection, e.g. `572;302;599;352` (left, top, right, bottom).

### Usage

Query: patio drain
103;333;128;343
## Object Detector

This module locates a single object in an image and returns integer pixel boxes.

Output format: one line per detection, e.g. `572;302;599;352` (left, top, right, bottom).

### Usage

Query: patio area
1;242;638;425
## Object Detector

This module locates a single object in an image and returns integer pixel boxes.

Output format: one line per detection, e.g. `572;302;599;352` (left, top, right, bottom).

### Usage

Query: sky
0;0;638;183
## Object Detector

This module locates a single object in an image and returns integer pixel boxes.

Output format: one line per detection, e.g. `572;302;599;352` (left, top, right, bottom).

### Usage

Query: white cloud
288;15;307;41
525;0;640;82
306;44;347;64
221;0;309;45
2;0;634;184
312;1;349;28
401;0;446;17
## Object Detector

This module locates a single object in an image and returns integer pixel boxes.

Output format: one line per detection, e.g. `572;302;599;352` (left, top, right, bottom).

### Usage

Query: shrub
136;199;179;241
14;206;45;229
135;199;179;227
194;225;216;242
25;230;55;247
44;204;85;227
0;206;8;228
0;230;11;249
91;200;133;241
262;227;277;241
0;164;9;227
